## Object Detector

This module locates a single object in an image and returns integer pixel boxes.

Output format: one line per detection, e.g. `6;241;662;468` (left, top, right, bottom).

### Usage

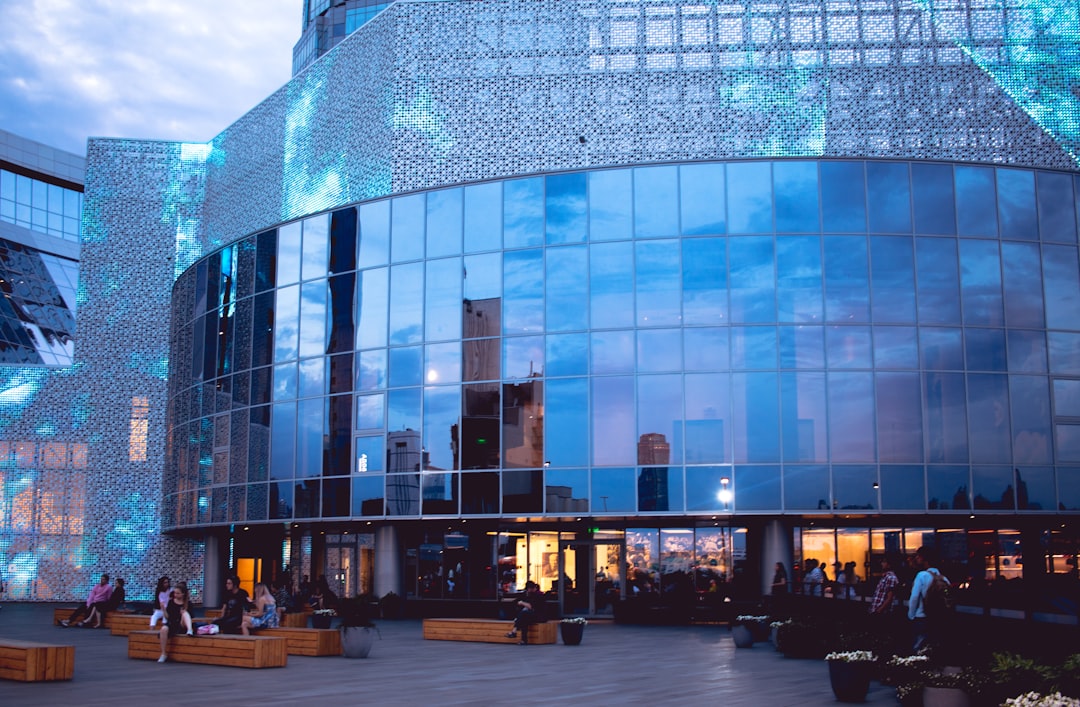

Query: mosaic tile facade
3;0;1079;600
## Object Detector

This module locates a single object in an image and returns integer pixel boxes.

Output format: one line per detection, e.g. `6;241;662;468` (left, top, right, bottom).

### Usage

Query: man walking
907;546;948;651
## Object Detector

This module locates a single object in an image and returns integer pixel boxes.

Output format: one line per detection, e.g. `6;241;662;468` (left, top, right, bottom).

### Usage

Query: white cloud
0;0;297;154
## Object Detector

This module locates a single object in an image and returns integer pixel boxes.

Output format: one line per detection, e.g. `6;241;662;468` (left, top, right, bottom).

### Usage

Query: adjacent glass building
5;0;1080;610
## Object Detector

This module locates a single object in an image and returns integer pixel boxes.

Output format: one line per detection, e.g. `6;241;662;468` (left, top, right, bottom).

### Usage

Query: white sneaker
157;654;167;663
186;630;193;636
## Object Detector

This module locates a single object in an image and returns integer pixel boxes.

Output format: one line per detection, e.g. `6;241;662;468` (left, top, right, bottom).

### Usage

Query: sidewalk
0;604;897;705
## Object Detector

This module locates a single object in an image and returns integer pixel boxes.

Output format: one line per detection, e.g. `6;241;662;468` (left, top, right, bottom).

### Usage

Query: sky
0;0;299;156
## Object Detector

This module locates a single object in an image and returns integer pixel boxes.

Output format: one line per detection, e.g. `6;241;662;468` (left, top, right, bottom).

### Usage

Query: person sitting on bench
84;577;126;628
60;573;112;627
505;581;545;645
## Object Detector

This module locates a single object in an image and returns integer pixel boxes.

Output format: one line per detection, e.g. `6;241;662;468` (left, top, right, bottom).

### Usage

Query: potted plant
882;654;931;687
731;615;764;648
825;650;877;703
311;608;336;629
378;591;403;620
560;617;587;645
769;619;790;649
776;619;828;659
921;668;982;707
1003;692;1080;707
337;597;379;659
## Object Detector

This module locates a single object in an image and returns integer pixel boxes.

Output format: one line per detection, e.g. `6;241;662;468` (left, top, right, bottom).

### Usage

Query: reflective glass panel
911;163;956;235
277;221;302;286
273;285;299;362
634;166;678;238
299;281;328;358
546;245;588;331
503;469;543;513
958;239;1004;326
774;161;819;233
998;168;1038;241
301;215;329;281
682;237;727;325
356;267;388;350
684;328;729;372
426;257;463;342
920;328;963;370
870;236;915;323
270;402;296;480
464;181;502;253
955;166;997;237
819;161;865;233
389;262;423;345
637;374;683;464
358;199;390;268
823;236;870;323
1043;245;1080;331
589;169;632;242
356;349;386;391
389;346;422;388
590;241;634;329
828;372;875;462
728;236;775;323
685;466;728;511
1013;466;1055;511
924;372;968;463
297;397;325;477
880;465;924;510
503;336;544;379
1049;332;1080;375
784;465;830;511
298;357;326;398
385;472;419;515
354;436;384;472
1001;242;1045;328
733;372;779;462
636;240;681;326
639;468;683;512
273;362;297;400
592;376;635;465
680;163;725;235
1037;172;1077;243
387;388;422;440
546;172;587;245
732;465;780;511
731;327;776;370
927;465;970;510
545;378;589;466
866;162;911;233
776;236;822;322
967;374;1012;464
685;373;729;463
1008;330;1047;373
391;193;425;262
546;333;588;377
972;466;1016;510
461;382;500;469
427;187;463;258
826;326;871;369
352;475;385;516
965;329;1006;372
421;473;458;514
832;466;877;511
727;162;772;234
1010;375;1052;464
426;342;461;384
916;237;961;324
591;468;635;512
461;472;500;514
637;329;682;372
503;380;543;468
779;326;824;369
504;177;544;248
503;249;543;335
780;372;827;462
875;372;923;462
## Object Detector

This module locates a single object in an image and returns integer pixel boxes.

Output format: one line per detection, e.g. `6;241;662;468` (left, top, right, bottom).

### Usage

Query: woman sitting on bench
157;582;193;663
241;582;279;635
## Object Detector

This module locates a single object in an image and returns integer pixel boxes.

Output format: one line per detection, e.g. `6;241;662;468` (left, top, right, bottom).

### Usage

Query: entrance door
558;538;625;617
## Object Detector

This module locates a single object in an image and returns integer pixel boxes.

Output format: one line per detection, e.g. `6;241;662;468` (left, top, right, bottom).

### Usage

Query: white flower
825;650;877;663
1003;692;1080;707
887;654;930;667
770;620;792;629
735;615;769;622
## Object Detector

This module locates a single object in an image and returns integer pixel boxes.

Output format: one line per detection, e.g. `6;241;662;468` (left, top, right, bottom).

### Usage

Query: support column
760;519;794;598
203;534;223;608
374;525;402;599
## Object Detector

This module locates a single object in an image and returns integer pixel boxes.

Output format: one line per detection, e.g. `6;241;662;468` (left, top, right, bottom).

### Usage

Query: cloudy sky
0;0;299;156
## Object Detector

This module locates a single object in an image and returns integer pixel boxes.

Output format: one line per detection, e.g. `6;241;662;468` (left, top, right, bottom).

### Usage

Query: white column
373;525;402;598
760;519;793;597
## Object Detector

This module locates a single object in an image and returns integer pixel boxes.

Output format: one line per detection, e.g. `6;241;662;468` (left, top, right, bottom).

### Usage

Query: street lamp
717;476;732;508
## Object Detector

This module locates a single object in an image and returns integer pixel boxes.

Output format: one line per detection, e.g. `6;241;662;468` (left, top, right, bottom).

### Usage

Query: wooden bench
422;618;557;645
203;608;310;628
257;627;342;656
127;630;287;668
0;639;75;681
109;614;157;637
53;606;135;628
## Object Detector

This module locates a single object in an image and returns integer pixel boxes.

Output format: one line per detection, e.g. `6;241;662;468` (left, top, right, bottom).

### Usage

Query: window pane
546;333;588;377
729;236;775;323
873;326;918;369
356;267;388;349
391;193;425;262
826;326;871;369
733;372;779;462
427;187;463;258
733;465;780;511
389;263;423;345
824;236;870;323
353;474;385;516
638;467;682;512
998;168;1038;241
1037;172;1077;243
920;327;963;371
965;328;1006;372
503;380;543;468
504;177;544;248
464;181;502;253
1042;245;1080;331
389;346;422;388
927;465;969;510
589;169;632;242
833;465;877;511
424;386;460;471
876;372;923;463
870;237;915;323
461;471;500;514
1011;375;1052;464
591;468;635;512
299;281;328;358
912;163;955;235
784;465;829;511
277;221;302;286
592;376;636;466
503;249;543;335
774;161;819;233
777;236;822;322
780;372;827;462
685;373;729;463
634;166;678;238
867;162;911;233
779;325;824;369
301;214;329;281
638;374;683;464
590;242;634;329
820;161;866;233
727;162;773;234
426;342;461;384
426;257;462;342
1013;466;1055;511
546;246;588;332
270;402;296;480
828;372;875;462
916;237;961;324
925;372;968;462
680;163;725;235
545;468;588;513
355;436;384;472
682;237;727;325
273;285;300;362
880;465;924;510
636;240;681;326
359;199;390;268
955;165;998;237
967;374;1011;463
546;378;589;466
546;173;587;245
592;331;634;374
1001;242;1045;328
972;466;1016;510
959;239;1004;326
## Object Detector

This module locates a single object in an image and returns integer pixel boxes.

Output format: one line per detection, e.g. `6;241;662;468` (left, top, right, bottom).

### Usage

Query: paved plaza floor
0;603;898;706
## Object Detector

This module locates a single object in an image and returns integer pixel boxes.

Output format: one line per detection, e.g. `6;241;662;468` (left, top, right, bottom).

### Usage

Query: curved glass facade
164;159;1080;530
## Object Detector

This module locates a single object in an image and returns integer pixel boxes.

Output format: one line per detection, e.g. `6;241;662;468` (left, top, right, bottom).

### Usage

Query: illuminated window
130;397;150;462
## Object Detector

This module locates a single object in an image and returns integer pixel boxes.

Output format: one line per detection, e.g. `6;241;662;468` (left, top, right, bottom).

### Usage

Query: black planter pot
560;622;585;645
311;614;333;629
828;660;871;703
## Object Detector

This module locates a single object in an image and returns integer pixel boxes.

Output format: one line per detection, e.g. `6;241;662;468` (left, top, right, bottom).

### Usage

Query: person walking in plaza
869;554;901;651
157;581;194;663
907;546;949;651
59;572;112;627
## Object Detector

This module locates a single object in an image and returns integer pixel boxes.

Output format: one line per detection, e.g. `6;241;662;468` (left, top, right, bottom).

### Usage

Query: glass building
4;0;1080;611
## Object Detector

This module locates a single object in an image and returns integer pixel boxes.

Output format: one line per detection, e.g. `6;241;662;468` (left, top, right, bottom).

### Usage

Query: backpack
923;570;953;617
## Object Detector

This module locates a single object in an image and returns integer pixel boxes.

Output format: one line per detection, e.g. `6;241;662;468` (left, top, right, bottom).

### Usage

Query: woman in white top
149;576;171;628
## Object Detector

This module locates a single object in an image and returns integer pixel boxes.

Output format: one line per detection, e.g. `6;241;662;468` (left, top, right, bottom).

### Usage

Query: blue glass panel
591;468;635;512
277;221;302;286
955;166;998;237
924;372;968;463
634;166;678;238
298;357;326;398
503;335;543;379
1001;242;1045;328
1043;245;1080;330
545;468;589;513
385;472;419;514
299;281;328;358
389;262;423;345
545;173;587;245
546;245;588;332
1049;332;1080;374
920;328;963;370
301;214;329;281
774;162;819;233
826;326;871;369
590;241;634;329
1057;427;1080;463
426;187;463;258
322;478;351;517
391;193;425;262
729;236;775;323
270;402;296;480
732;465;780;511
461;382;500;469
779;326;824;369
927;465;970;510
352;474;384;516
464;252;501;310
967;374;1011;464
273;362;297;400
355;435;384;472
461;472;500;514
880;465;924;510
248;484;269;522
872;326;917;369
546;333;588;377
965;328;1006;372
389;346;422;387
1013;466;1055;511
426;342;461;384
463;181;502;253
503;249;543;335
637;467;682;512
637;329;682;372
776;236;822;322
591;330;634;374
326;273;355;356
1055;379;1080;417
546;378;589;466
820;162;866;233
998;168;1038;241
727;163;773;234
733;372;779;462
504;177;544;248
866;162;911;233
958;239;1004;326
387;388;422;437
297;397;325;477
828;372;875;462
592;376;635;466
1038;172;1077;243
1008;330;1047;373
832;465;877;511
780;372;827;462
358;199;389;268
273;285;299;362
637;374;683;464
911;163;956;235
589;169;632;242
784;465;830;511
682;237;727;325
424;386;460;471
876;372;923;463
731;326;777;369
870;236;916;323
680;163;725;235
426;257;463;342
916;237;961;324
356;267;388;350
1010;375;1052;464
971;466;1015;510
823;236;870;323
636;240;681;326
356;349;386;391
686;466;732;511
684;328;729;372
685;373;730;463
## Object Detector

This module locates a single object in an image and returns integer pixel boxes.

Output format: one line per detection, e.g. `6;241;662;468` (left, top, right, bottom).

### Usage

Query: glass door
559;538;625;618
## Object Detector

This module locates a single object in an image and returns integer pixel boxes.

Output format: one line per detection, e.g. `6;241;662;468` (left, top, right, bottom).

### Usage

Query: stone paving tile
0;604;897;706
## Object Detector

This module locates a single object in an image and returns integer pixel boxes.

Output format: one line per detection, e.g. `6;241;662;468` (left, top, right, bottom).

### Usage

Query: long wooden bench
0;639;75;681
53;606;135;628
109;614;157;636
203;607;310;628
256;627;342;656
422;618;557;645
127;630;287;668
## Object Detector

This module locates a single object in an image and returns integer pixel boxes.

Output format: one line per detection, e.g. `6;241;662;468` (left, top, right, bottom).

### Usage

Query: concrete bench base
127;630;287;668
258;627;342;656
0;639;75;681
422;618;556;644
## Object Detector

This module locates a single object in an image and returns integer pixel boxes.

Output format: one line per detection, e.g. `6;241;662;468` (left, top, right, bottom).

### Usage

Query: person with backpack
907;546;950;651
